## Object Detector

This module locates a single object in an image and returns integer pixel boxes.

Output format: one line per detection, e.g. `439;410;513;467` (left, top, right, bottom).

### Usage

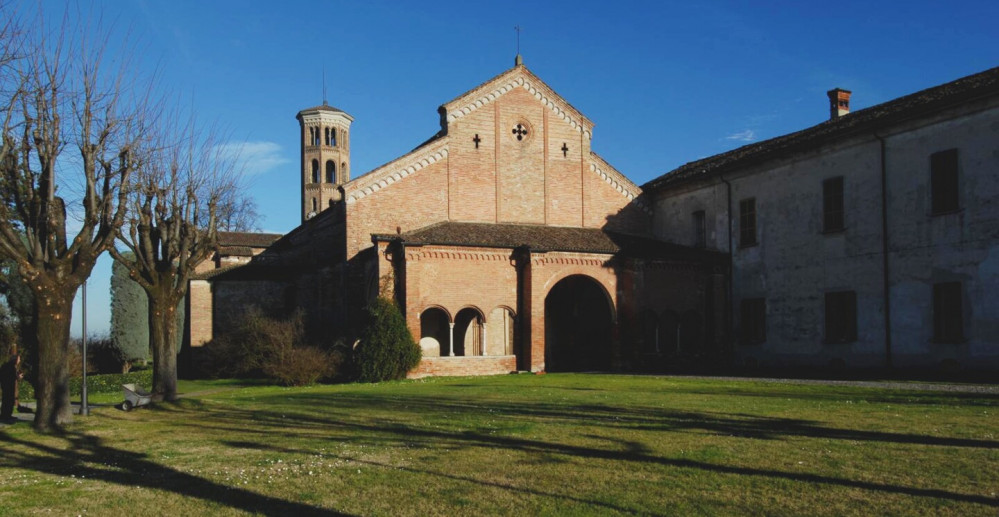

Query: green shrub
262;346;340;387
353;298;421;382
198;307;339;385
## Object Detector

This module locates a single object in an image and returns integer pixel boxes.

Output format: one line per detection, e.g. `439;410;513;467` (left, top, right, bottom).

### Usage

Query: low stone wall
408;355;518;378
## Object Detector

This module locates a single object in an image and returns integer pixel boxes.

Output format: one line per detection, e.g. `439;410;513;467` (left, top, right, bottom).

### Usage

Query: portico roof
374;222;725;261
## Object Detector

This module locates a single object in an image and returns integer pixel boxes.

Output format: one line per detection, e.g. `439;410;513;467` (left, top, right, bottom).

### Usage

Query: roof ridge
588;152;648;209
441;66;594;138
644;66;999;191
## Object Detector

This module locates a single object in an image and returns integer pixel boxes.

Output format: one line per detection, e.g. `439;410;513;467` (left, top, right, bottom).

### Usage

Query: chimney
827;88;852;119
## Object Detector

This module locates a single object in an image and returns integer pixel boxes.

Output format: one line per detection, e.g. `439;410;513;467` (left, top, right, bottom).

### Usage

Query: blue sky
17;0;996;337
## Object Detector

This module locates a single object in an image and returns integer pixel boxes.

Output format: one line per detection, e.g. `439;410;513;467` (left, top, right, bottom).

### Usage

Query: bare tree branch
110;112;249;400
0;5;151;431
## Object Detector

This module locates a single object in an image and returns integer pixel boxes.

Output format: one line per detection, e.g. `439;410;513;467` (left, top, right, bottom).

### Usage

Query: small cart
121;383;152;411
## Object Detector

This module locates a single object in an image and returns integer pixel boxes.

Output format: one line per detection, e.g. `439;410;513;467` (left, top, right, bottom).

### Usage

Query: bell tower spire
296;100;353;222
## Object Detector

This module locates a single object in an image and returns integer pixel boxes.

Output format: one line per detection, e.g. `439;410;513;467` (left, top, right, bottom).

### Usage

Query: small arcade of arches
419;305;516;358
544;275;614;372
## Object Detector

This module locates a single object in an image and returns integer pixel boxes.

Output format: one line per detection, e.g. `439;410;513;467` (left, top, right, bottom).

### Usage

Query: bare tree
0;10;148;430
217;186;260;232
110;119;240;401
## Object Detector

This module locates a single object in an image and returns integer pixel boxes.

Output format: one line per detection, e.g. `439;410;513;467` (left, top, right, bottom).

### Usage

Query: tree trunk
148;292;179;401
32;287;75;432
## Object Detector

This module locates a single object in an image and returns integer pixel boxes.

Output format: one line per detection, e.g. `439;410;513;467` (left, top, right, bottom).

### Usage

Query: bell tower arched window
311;159;319;183
325;160;335;183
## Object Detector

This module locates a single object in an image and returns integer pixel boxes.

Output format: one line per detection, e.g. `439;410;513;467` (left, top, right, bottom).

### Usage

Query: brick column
448;322;455;357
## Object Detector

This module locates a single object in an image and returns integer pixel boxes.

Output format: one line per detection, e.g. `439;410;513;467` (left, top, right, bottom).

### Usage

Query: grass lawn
0;374;996;516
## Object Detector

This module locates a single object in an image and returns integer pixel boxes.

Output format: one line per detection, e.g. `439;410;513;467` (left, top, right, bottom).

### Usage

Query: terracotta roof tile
374;222;724;261
644;66;999;192
297;103;347;115
217;231;282;248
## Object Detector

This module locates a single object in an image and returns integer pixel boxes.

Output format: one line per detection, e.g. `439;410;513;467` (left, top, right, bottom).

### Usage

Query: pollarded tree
110;120;243;401
0;10;149;431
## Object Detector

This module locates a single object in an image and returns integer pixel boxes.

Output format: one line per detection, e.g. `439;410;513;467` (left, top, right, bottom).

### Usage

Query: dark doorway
544;275;614;372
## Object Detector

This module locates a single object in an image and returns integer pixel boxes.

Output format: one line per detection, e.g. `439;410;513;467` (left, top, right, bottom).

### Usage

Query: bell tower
296;102;353;222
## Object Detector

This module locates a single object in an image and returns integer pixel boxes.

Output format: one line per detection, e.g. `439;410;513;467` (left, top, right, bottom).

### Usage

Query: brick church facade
188;61;999;376
187;60;727;376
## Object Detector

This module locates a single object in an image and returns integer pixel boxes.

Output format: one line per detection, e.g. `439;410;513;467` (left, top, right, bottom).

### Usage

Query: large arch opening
544;275;614;372
420;307;450;357
454;307;484;356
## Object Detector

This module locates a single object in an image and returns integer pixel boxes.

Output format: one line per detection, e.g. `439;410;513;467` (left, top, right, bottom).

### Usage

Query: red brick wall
345;145;450;258
528;253;620;372
344;72;646;262
408;356;517;378
402;245;519;335
447;104;498;223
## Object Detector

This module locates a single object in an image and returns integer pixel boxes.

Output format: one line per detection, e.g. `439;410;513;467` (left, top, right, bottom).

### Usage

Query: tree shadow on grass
184;395;999;509
259;391;999;449
0;428;351;516
219;439;655;515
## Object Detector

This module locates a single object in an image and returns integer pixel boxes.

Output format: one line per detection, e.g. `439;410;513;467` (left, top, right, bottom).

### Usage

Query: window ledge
930;208;963;217
738;242;759;250
823;339;857;345
821;227;847;235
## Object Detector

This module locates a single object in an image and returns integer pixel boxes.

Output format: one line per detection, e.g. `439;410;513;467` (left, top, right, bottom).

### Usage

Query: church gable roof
342;136;450;204
440;65;595;139
588;152;651;214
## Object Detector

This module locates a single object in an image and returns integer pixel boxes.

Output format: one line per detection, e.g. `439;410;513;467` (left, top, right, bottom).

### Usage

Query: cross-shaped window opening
473;134;481;149
512;124;528;141
561;143;569;157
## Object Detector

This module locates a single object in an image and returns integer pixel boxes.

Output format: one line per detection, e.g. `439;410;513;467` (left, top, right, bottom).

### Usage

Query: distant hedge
18;369;153;401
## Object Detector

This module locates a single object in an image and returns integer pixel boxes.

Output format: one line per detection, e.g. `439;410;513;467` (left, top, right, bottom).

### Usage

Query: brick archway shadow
544;274;614;372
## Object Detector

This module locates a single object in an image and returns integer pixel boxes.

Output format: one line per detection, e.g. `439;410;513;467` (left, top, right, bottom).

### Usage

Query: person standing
0;352;22;421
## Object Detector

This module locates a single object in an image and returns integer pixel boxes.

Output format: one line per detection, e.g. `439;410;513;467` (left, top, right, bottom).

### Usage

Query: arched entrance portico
544;275;614;372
